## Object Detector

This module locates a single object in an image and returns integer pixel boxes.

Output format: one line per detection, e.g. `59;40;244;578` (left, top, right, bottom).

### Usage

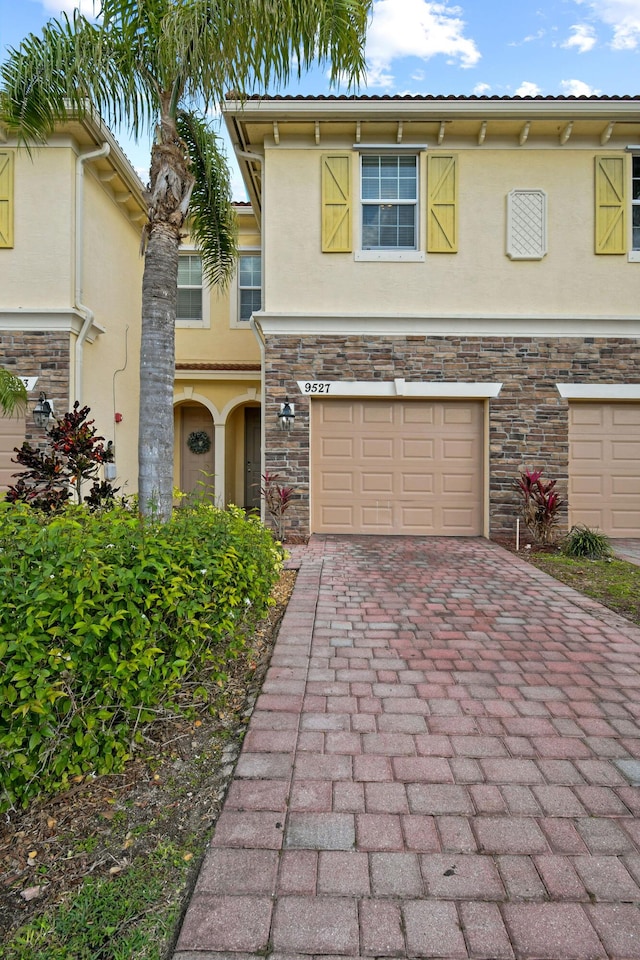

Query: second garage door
569;402;640;537
311;399;483;535
0;413;24;491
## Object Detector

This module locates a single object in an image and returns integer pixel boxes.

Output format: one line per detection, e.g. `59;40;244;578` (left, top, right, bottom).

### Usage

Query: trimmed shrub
514;468;563;545
0;501;283;811
563;524;613;560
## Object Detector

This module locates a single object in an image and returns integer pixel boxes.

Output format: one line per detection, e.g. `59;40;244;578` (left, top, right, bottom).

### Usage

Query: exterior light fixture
278;396;296;431
33;392;54;430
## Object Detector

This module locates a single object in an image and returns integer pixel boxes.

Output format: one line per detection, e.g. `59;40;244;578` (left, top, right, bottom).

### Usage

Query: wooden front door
244;407;261;511
180;405;215;500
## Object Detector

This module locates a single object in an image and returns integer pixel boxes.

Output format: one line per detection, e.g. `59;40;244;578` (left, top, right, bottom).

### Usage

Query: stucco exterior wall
262;146;637;319
263;333;640;539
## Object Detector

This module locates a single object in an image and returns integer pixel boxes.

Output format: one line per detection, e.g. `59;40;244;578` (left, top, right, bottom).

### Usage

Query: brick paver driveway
175;536;640;960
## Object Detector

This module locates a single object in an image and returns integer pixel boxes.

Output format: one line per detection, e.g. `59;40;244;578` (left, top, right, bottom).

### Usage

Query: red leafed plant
6;402;118;512
260;471;294;541
514;468;563;545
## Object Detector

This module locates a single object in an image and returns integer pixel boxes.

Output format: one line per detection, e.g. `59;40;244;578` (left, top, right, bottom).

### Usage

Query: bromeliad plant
260;471;294;541
6;403;118;512
514;468;563;545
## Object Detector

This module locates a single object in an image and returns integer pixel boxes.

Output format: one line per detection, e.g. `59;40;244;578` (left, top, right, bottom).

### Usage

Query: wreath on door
186;430;211;455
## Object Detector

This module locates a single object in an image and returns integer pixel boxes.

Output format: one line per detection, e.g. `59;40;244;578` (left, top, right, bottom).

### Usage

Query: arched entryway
176;402;215;501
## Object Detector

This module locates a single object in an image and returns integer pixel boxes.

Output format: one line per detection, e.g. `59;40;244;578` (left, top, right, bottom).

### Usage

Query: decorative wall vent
506;189;547;260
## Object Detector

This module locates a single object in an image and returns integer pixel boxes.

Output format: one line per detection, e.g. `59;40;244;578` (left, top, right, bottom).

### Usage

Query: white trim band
557;383;640;399
297;380;502;399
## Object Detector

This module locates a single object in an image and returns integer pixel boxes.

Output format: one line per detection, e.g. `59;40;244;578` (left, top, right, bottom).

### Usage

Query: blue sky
2;0;640;197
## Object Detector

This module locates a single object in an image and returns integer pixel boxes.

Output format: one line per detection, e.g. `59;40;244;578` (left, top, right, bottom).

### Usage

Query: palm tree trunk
138;220;179;520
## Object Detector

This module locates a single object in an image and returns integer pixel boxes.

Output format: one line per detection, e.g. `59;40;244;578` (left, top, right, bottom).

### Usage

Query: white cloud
515;81;543;96
35;0;99;15
560;77;601;95
365;0;481;87
472;82;491;95
583;0;640;50
563;23;597;51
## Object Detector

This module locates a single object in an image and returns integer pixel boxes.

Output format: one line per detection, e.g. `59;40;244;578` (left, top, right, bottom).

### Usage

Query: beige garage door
569;402;640;537
0;413;25;490
311;399;483;535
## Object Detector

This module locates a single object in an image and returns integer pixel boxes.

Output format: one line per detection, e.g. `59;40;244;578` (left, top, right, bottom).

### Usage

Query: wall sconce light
278;397;296;431
33;392;54;430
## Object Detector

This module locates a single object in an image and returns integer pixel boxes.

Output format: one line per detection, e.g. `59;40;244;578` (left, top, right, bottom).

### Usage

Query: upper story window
361;155;418;250
177;254;203;324
632;155;640;252
238;253;262;322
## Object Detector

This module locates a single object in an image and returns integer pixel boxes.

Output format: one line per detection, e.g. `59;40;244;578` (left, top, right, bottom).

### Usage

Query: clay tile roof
175;362;261;371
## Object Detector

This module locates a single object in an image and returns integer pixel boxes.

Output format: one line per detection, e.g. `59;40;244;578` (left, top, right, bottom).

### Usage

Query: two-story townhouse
0;113;145;494
173;203;263;510
225;94;640;541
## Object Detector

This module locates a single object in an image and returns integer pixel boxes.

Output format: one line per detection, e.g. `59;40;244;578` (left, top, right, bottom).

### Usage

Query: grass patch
527;554;640;628
3;840;191;960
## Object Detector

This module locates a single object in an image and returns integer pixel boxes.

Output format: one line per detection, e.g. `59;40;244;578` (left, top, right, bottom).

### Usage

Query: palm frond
177;111;238;289
0;369;27;417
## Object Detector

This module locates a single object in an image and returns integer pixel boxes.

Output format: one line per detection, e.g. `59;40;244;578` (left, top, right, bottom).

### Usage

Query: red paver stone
370;851;424;896
289;780;333;812
402;899;467;958
407;783;474;815
437;816;477;853
497;854;548;900
502;902;606;959
573;855;640;900
540;817;590;854
333;781;366;812
359;898;406;957
353;755;394;781
272;896;359;955
194;848;279;895
356;813;404;851
364;781;409;813
317;851;370;895
534;855;589;901
175;894;273;953
474;817;548;854
587;903;640;959
480;758;544;784
403;814;442;852
576;816;636;854
421;853;505;900
459;901;515;959
210;811;285;849
392;756;454;782
225;778;290;812
278;850;318;895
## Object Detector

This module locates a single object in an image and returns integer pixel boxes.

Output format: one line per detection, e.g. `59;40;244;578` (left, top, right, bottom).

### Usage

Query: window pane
239;254;261;285
240;289;261;322
178;254;202;285
177;288;202;322
362;203;416;249
633;205;640;250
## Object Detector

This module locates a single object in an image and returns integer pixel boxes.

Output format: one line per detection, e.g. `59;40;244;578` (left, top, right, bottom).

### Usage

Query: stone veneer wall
263;334;640;539
0;330;70;443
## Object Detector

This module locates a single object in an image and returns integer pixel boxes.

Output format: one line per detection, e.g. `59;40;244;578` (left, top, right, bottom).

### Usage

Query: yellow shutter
321;153;351;252
427;154;458;253
0;151;14;249
595;155;626;254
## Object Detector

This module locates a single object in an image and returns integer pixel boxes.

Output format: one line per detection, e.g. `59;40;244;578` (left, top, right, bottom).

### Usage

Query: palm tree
0;0;371;519
0;368;27;416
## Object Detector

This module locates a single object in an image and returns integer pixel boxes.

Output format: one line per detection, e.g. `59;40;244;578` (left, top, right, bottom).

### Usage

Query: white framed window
238;253;262;322
361;154;418;251
177;253;204;326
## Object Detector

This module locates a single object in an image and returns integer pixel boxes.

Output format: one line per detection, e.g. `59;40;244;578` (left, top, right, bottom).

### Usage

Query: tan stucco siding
262;146;636;319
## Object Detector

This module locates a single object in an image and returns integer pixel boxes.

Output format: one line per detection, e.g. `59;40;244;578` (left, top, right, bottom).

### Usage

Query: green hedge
0;502;283;811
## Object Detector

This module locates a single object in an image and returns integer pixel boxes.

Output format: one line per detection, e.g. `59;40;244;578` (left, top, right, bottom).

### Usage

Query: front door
180;405;215;500
244;407;261;511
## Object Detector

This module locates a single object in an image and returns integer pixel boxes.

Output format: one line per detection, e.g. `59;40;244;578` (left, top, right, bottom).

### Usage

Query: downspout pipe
74;142;110;405
250;316;266;524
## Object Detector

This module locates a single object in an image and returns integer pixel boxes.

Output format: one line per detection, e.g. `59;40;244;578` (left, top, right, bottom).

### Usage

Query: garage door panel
321;402;356;424
403;405;434;424
0;414;25;490
362;438;394;459
312;399;483;535
402;439;433;459
613;407;640;426
442;438;475;459
361;473;393;493
569;402;640;537
570;475;603;495
321;472;354;493
363;405;394;424
402;474;433;493
321;437;353;457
